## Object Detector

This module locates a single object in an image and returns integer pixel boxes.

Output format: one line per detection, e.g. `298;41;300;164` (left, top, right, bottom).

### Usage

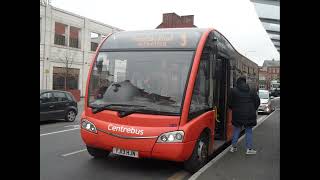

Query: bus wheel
184;133;209;173
86;146;110;158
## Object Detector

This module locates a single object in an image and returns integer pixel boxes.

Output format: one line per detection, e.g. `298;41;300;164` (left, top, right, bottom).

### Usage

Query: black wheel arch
65;106;78;115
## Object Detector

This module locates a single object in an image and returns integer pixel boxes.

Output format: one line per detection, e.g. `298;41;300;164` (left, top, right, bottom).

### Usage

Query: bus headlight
81;119;97;133
157;131;184;143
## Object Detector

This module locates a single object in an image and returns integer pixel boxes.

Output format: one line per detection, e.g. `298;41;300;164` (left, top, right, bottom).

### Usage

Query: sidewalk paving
192;109;280;180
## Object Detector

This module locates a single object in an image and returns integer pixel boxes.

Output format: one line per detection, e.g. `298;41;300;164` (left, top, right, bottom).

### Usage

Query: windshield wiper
91;104;146;114
118;108;178;118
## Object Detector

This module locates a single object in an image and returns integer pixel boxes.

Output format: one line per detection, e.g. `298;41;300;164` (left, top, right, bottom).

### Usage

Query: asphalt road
40;98;278;180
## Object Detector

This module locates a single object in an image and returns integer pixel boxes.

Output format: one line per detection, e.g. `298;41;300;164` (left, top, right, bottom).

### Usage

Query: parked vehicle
269;80;280;97
258;90;273;114
40;90;78;122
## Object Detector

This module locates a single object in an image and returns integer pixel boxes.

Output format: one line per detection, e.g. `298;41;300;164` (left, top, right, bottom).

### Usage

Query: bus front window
88;51;194;115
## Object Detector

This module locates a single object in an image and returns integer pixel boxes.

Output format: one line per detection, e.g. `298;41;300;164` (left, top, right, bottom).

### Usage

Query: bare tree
58;51;74;91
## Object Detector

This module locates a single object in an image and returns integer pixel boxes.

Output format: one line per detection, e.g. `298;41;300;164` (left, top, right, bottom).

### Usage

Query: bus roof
99;28;209;51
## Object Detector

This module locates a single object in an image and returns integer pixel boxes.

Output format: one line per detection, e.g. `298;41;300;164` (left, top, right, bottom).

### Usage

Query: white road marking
64;125;80;128
188;110;278;180
40;127;80;137
61;149;87;157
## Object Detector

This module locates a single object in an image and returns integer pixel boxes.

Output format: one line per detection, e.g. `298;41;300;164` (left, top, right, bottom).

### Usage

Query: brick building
156;13;197;28
259;59;280;90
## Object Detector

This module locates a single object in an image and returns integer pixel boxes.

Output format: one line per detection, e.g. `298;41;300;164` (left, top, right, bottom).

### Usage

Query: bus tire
86;146;110;158
184;132;209;173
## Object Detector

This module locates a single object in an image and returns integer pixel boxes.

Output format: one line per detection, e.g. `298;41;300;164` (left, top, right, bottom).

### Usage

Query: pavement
189;98;280;180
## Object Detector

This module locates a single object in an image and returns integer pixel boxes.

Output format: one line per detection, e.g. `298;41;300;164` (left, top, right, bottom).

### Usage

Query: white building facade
40;4;122;97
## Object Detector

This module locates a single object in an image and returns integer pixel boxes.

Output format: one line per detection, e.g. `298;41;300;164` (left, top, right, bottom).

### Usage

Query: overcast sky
50;0;280;66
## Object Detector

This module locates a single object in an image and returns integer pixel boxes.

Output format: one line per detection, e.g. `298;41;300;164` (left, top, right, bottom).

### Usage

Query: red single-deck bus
81;28;259;172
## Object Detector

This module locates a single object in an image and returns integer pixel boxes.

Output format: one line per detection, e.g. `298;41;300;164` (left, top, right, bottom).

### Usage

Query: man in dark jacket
228;76;260;155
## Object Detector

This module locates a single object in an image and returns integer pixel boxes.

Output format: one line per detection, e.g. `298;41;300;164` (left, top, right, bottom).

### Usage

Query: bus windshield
88;51;194;115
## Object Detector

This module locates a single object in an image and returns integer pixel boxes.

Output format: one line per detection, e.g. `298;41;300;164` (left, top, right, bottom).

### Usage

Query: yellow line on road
168;170;190;180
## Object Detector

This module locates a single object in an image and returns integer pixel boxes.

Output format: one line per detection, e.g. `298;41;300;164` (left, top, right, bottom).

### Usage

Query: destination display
100;29;206;50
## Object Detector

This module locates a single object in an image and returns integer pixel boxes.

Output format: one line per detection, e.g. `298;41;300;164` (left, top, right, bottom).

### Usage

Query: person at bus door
228;76;260;155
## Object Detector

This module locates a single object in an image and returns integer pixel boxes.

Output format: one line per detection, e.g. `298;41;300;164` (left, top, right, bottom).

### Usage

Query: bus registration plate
112;147;139;158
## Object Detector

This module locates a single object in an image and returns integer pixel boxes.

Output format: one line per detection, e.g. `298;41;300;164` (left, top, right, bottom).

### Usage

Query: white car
258;90;273;114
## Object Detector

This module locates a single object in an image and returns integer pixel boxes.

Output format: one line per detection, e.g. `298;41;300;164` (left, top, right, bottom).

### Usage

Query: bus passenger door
209;51;227;151
212;56;230;145
213;58;225;140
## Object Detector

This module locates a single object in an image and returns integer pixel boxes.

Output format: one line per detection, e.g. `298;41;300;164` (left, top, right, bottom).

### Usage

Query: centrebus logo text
108;124;144;135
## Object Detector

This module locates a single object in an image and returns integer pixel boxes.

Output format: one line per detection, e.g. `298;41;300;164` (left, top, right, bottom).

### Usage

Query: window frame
40;92;55;103
90;32;100;51
54;22;68;46
69;26;81;49
188;46;214;120
52;92;68;102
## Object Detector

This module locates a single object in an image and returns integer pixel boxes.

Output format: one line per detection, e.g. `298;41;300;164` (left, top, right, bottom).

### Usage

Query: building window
69;26;80;48
90;32;99;51
54;22;67;46
52;67;80;90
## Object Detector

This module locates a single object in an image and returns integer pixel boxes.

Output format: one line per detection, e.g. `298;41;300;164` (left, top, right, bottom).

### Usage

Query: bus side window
188;50;212;120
